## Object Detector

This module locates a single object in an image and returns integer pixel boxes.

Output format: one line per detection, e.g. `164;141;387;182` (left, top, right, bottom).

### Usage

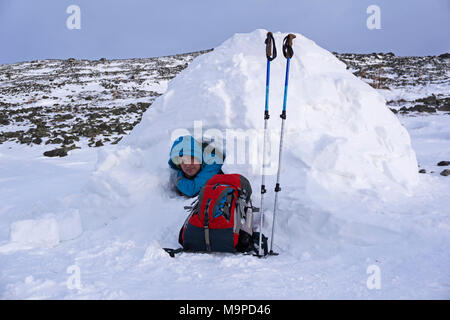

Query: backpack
176;174;267;254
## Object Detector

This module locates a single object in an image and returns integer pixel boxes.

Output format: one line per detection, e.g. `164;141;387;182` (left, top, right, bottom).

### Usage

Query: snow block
8;209;82;248
10;218;60;247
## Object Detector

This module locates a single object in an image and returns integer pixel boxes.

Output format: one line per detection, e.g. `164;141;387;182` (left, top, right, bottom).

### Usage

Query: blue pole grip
265;59;271;112
282;58;291;112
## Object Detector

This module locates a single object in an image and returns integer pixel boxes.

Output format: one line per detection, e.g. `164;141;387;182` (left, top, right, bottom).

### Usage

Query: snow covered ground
0;115;449;299
0;30;449;299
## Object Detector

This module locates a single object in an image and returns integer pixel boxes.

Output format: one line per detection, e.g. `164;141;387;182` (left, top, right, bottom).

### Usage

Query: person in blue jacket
168;135;224;197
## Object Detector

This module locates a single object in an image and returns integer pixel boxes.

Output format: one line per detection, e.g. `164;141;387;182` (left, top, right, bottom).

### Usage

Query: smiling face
179;155;201;178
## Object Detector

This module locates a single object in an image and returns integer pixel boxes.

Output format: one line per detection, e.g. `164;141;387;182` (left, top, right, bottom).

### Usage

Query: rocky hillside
0;50;210;156
0;50;448;157
337;52;450;114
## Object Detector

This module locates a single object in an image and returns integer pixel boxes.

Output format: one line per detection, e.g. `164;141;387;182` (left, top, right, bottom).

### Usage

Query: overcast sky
0;0;449;64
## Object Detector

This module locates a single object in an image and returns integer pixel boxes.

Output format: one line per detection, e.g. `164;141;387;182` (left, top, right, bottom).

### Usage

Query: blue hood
168;135;203;169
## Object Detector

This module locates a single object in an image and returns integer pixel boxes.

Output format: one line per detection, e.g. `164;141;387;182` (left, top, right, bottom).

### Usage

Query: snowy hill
0;30;449;299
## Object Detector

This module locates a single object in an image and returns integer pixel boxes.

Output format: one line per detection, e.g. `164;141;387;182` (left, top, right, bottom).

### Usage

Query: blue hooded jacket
168;135;223;197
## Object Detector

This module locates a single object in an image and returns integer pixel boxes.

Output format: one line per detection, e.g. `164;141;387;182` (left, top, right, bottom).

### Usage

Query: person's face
180;156;201;178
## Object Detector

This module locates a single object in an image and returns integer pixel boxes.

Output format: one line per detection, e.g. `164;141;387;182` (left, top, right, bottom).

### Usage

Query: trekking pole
269;33;296;255
258;32;277;257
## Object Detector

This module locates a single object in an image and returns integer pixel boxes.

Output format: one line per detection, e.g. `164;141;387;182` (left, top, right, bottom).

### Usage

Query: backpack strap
203;198;212;252
163;247;184;258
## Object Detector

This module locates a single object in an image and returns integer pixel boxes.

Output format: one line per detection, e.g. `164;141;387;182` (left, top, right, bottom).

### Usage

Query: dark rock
438;53;450;59
88;112;102;120
44;147;68;157
46;137;63;144
126;104;138;113
417;105;436;113
97;122;111;132
114;124;126;135
43;144;79;157
54;114;74;122
439;100;450;112
94;140;104;147
415;95;438;106
81;127;99;138
437;161;450;166
18;136;32;144
440;169;450;176
111;108;126;115
419;169;426;174
0;115;10;125
63;135;75;145
405;105;437;113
